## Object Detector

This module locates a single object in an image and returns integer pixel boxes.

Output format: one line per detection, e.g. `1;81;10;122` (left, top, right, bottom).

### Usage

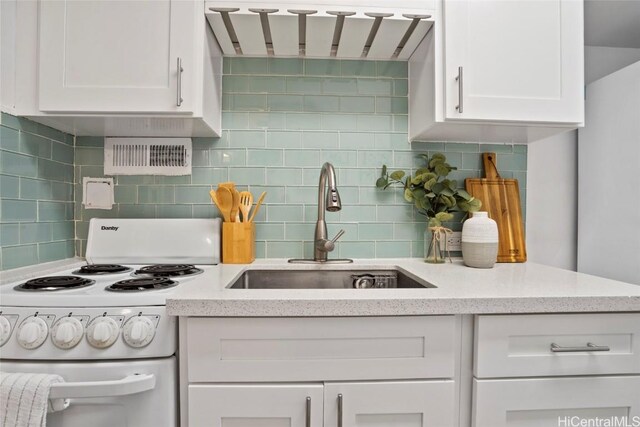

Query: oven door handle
49;373;156;399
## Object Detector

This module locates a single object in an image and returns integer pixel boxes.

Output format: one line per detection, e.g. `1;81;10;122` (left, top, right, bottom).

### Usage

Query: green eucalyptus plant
376;153;482;227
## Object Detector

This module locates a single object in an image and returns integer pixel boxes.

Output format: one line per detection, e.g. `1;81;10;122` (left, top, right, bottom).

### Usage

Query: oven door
0;357;176;427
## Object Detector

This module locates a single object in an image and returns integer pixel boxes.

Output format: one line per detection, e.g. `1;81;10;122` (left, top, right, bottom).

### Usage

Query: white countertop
166;259;640;316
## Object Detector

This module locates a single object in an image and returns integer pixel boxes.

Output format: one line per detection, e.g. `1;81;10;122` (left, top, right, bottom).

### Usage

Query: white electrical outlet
446;232;462;251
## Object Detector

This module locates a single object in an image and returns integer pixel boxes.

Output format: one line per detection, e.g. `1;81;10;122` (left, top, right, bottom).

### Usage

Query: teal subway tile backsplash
305;59;341;76
19;57;527;261
0;113;76;270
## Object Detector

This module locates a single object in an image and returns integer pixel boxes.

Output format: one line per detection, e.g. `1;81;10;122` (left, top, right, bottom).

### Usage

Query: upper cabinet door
444;0;583;123
38;0;195;113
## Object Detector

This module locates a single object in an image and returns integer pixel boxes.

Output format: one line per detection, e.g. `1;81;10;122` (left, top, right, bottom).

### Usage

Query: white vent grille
104;138;192;175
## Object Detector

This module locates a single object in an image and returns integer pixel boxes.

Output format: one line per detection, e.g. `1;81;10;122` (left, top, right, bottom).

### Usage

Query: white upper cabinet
444;0;583;123
39;0;195;113
6;0;221;136
409;0;585;143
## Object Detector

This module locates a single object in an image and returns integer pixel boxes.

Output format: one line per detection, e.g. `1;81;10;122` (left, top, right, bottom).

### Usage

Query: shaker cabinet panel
188;384;324;427
38;0;195;113
186;316;456;382
443;0;583;123
474;313;640;378
324;381;455;427
473;377;640;427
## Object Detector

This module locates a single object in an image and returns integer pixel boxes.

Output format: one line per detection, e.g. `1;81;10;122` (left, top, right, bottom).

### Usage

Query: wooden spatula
248;192;266;222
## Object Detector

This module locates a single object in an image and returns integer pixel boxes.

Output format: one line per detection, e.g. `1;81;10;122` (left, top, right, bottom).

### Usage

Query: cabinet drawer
473;377;640;427
475;313;640;378
186;316;456;382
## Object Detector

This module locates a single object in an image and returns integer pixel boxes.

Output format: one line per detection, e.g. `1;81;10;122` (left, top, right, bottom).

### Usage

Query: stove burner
106;277;178;292
15;276;96;292
134;264;203;278
73;264;133;275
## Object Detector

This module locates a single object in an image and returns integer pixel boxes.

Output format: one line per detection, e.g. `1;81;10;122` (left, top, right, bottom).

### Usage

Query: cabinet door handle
306;396;311;427
455;66;463;113
177;57;184;107
337;394;343;427
550;342;610;353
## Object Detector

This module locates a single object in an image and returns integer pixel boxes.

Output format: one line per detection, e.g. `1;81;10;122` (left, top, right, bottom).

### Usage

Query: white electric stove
0;218;221;427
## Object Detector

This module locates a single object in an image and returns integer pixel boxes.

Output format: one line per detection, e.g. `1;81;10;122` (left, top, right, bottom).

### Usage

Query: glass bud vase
424;227;445;264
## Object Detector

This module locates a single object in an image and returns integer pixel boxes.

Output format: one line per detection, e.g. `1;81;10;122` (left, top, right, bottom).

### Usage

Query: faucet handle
317;229;346;253
330;229;346;244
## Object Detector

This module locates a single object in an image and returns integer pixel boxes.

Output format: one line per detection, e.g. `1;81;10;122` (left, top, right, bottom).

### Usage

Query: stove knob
123;316;155;348
87;317;119;348
17;317;48;349
0;316;12;347
51;317;84;349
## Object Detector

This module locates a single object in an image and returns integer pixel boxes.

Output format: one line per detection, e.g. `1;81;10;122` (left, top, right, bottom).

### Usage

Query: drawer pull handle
550;342;610;353
305;396;311;427
337;393;343;427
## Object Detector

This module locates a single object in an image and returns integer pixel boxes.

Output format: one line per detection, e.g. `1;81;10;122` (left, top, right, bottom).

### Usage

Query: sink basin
228;269;435;290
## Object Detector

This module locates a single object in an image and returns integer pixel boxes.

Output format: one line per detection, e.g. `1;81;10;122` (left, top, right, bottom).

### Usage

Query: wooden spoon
248;191;266;222
215;187;233;222
209;189;228;222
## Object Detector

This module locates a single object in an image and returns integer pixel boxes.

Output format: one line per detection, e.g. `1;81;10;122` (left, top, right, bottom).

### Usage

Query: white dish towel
1;372;64;427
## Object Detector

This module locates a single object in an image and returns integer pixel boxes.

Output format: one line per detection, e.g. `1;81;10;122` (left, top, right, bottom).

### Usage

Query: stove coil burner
134;264;203;278
73;264;133;275
106;277;178;292
15;276;96;292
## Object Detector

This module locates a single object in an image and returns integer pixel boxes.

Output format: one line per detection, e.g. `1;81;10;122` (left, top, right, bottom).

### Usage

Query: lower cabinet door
188;384;324;427
324;380;456;427
473;376;640;427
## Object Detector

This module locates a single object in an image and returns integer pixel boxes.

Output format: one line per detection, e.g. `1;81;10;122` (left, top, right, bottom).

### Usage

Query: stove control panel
0;307;176;359
17;316;49;349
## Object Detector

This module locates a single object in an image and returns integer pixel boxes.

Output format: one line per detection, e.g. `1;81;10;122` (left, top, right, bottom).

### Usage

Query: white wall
585;46;640;84
526;130;578;270
577;61;640;285
526;47;640;271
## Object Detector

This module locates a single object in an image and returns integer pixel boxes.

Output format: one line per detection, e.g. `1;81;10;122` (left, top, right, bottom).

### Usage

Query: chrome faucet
289;162;353;264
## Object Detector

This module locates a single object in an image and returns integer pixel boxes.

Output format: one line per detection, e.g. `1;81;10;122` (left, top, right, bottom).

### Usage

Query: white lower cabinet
187;381;455;427
182;316;459;426
473;314;640;427
324;381;455;427
188;384;324;427
473;377;640;427
183;314;640;427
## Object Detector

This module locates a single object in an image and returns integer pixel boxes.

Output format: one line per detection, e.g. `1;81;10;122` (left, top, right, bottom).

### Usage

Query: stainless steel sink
228;269;435;289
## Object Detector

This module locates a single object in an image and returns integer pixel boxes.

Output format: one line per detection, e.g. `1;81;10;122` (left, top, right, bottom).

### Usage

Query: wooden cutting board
465;153;527;262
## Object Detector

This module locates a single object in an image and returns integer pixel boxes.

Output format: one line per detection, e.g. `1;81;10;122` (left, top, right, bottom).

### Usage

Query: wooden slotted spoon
238;191;253;223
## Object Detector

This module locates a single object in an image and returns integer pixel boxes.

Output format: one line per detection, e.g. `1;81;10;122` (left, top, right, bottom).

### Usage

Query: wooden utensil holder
222;222;255;264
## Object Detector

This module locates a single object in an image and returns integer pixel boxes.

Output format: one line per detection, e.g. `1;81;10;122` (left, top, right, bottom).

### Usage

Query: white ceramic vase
461;212;499;268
